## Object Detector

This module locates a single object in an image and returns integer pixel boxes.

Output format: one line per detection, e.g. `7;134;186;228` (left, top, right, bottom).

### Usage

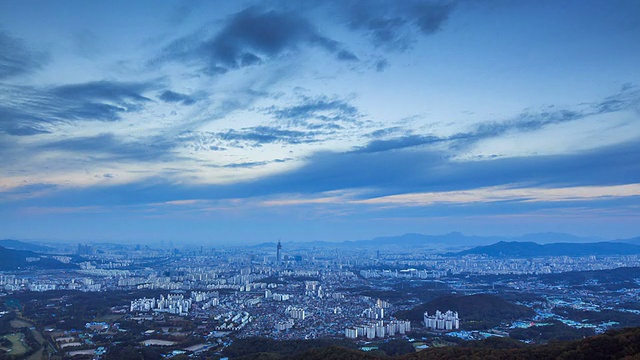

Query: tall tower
277;240;282;264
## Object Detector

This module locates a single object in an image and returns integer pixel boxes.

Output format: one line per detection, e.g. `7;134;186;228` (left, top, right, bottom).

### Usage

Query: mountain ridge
0;239;55;252
453;241;640;257
0;246;78;270
254;232;619;249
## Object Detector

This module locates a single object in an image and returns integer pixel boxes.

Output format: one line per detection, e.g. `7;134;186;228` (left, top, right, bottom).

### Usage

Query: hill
216;327;640;359
513;232;602;243
394;293;534;330
0;239;54;252
613;236;640;245
454;241;640;257
221;337;360;359
405;326;640;360
0;246;77;270
539;266;640;286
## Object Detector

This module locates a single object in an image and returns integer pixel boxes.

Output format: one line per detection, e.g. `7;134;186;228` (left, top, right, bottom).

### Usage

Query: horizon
1;0;639;244
2;230;637;248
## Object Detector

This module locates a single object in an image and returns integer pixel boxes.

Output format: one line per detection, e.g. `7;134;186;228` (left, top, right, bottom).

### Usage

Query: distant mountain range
260;232;613;249
351;232;611;247
453;241;640;258
5;233;640;254
0;246;77;270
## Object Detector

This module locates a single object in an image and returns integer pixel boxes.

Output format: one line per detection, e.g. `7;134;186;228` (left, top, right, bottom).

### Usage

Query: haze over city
1;0;639;244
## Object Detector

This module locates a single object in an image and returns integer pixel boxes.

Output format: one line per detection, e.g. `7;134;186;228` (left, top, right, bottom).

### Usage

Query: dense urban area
1;234;640;359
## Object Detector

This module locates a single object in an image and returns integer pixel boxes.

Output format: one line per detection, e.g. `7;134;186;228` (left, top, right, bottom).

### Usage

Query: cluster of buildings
3;240;639;297
360;269;447;279
275;319;295;331
363;306;385;320
424;310;460;331
130;291;223;316
264;290;292;301
130;294;193;315
344;320;412;339
213;311;251;331
285;306;307;320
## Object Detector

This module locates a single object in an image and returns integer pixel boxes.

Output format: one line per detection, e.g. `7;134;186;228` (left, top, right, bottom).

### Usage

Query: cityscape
1;234;640;358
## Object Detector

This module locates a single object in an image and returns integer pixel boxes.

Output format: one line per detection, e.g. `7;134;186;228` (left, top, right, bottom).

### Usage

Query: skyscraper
277;240;282;264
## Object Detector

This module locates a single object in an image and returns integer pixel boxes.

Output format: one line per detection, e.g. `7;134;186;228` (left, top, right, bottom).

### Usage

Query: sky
0;0;639;245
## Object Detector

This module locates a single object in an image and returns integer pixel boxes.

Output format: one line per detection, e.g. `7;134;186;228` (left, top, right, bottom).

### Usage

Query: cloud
158;90;196;105
205;138;640;200
10;138;639;208
219;158;291;169
375;59;389;72
0;183;58;203
270;97;359;120
266;96;363;130
355;135;443;153
52;81;151;103
0;30;48;79
336;49;359;61
478;109;581;134
0;80;156;135
595;84;640;114
179;127;307;152
368;126;406;138
459;85;640;142
356;86;640;153
177;97;367;151
0;115;51;136
345;0;455;50
39;133;176;162
355;184;640;207
159;6;355;73
411;1;455;34
218;126;308;146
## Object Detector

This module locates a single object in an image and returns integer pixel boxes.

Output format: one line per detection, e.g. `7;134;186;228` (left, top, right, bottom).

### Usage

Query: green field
1;333;28;356
432;339;456;347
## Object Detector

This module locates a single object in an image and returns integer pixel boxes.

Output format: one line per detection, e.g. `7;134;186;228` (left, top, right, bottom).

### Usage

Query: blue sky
1;0;639;245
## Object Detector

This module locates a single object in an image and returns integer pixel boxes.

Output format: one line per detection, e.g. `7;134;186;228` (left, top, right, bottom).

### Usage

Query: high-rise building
277;240;282;264
345;328;357;339
424;310;460;331
286;306;306;320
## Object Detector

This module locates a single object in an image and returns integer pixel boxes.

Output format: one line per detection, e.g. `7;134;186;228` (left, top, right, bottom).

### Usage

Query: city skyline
1;0;639;244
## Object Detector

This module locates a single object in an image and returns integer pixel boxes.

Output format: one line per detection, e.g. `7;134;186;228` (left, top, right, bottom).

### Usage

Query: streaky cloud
265;95;364;130
354;134;444;153
0;80;157;135
0;123;50;137
39;133;177;162
53;81;151;102
215;126;323;147
218;158;291;169
357;86;640;153
0;30;48;79
7;138;639;208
